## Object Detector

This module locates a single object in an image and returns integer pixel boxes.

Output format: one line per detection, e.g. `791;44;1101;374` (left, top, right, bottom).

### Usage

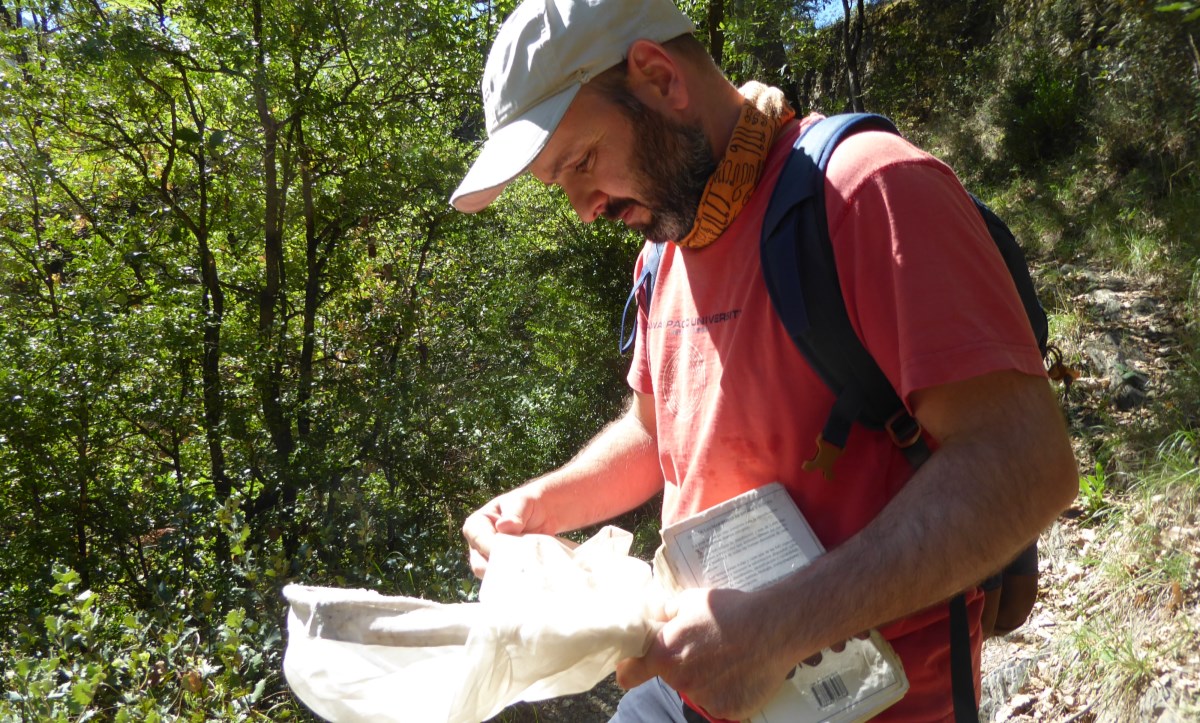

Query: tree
841;0;867;112
708;0;726;65
687;0;820;104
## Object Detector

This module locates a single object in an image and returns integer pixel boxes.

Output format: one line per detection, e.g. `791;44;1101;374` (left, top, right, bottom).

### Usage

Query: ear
625;39;690;113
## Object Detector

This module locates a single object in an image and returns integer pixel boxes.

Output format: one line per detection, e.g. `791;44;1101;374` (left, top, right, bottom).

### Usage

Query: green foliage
0;0;634;716
1;0;1198;718
1;568;295;721
997;49;1088;167
1155;430;1200;480
1058;442;1200;718
704;0;820;93
1157;2;1200;22
1078;462;1113;520
855;0;1003;128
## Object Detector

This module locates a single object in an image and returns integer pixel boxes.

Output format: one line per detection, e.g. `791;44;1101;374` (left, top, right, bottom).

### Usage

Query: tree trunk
199;233;229;501
252;0;295;477
296;117;319;441
157;61;232;507
708;0;726;67
190;111;229;502
841;0;866;112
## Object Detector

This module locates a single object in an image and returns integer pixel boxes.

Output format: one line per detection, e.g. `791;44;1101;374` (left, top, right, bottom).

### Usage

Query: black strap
950;594;978;722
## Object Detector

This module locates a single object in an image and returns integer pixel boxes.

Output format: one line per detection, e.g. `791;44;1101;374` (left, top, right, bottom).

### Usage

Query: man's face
530;82;716;242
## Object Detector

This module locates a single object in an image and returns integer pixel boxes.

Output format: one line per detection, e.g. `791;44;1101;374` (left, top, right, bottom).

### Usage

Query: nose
560;178;606;224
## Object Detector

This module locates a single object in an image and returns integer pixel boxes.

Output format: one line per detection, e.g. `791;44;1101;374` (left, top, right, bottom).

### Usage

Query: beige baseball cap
450;0;694;213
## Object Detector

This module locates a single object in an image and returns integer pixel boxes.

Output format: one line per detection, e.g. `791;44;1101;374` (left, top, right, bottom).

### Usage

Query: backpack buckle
802;435;844;481
885;410;922;449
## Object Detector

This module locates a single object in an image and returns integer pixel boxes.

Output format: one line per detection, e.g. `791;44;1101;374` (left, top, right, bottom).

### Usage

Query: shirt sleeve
824;131;1046;406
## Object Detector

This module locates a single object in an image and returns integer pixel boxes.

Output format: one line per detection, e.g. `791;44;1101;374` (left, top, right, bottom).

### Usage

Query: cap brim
451;83;581;213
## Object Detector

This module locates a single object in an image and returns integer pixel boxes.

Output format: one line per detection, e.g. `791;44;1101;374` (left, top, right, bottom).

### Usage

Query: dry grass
1055;455;1200;721
983;450;1200;722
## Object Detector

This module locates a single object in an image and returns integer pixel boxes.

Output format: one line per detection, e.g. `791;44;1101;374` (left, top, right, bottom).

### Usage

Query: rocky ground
980;263;1199;723
492;263;1200;723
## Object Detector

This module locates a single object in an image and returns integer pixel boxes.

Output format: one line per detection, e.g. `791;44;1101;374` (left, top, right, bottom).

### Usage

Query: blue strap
760;113;902;427
762;115;977;722
619;242;666;354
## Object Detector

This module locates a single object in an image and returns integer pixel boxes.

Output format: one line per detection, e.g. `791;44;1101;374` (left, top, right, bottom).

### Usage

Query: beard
602;90;717;243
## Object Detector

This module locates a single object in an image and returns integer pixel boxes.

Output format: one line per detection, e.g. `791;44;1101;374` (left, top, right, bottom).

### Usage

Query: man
451;0;1078;720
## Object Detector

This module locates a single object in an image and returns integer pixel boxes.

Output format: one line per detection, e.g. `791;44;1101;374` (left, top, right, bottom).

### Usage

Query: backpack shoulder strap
762;114;980;723
619;241;667;354
760;113;929;479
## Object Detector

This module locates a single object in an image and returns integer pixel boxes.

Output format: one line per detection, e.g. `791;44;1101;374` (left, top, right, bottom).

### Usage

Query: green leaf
70;671;103;706
176;127;202;144
51;569;80;595
1155;0;1200;17
224;608;246;631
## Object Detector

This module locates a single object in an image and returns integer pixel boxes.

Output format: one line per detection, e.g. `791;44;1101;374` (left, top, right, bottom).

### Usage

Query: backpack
620;113;1060;723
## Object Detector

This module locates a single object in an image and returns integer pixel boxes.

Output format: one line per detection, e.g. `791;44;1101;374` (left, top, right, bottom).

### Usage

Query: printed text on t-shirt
649;308;741;335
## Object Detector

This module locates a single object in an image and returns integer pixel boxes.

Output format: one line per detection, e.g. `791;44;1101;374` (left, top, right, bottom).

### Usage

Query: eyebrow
545;149;571;186
544;135;591;186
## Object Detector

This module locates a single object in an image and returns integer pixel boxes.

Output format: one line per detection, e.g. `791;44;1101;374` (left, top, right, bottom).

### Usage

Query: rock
981;653;1038;722
1084;289;1122;318
1132;297;1157;317
1072;267;1106;287
1113;372;1149;410
1082;331;1149;410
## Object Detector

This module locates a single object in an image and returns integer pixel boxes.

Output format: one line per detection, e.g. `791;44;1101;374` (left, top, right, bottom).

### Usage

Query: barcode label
811;672;850;709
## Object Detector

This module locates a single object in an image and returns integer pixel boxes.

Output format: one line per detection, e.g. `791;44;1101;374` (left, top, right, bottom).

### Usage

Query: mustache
603;197;636;222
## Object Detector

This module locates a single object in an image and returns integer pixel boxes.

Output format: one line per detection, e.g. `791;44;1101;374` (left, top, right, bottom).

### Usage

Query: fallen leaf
182;670;203;694
1168;580;1184;613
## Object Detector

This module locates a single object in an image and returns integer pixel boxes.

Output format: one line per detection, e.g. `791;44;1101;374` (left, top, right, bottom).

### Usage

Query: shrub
1;569;300;721
997;49;1089;168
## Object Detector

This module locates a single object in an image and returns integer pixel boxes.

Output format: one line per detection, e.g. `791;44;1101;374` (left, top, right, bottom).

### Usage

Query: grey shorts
610;677;709;723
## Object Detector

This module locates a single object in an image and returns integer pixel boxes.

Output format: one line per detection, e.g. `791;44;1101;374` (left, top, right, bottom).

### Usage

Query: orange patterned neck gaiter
675;82;795;250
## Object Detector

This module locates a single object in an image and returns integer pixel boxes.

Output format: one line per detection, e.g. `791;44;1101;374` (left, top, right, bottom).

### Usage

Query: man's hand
461;392;663;579
462;490;554;578
615;588;798;721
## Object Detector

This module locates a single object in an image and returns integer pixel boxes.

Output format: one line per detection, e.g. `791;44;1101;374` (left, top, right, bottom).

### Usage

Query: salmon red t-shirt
625;114;1046;721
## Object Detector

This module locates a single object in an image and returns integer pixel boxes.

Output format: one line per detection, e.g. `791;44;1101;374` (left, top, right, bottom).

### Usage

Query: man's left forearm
767;369;1079;668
